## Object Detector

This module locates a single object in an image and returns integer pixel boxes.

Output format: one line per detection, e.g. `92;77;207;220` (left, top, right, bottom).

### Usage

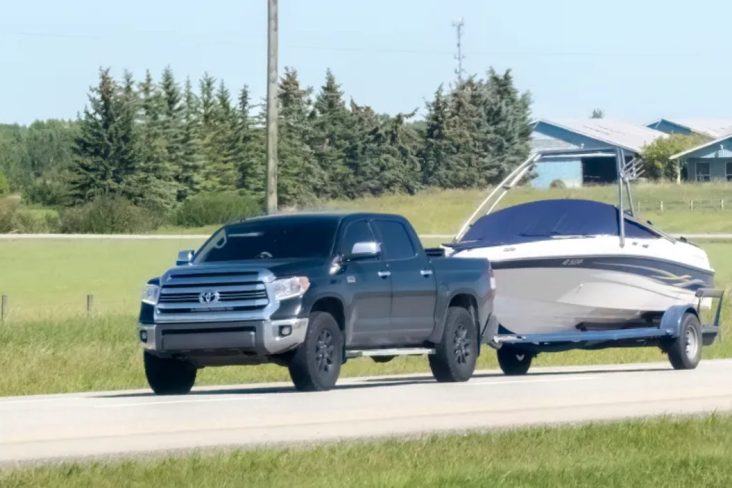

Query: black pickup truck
138;213;496;392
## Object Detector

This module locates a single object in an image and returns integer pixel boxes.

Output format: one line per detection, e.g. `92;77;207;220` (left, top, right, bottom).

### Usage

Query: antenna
452;18;465;81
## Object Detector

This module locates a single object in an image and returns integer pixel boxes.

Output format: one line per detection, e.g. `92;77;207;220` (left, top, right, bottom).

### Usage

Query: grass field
3;415;731;487
0;184;730;396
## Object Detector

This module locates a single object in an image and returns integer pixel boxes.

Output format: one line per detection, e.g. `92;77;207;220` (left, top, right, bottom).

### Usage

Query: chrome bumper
139;317;308;356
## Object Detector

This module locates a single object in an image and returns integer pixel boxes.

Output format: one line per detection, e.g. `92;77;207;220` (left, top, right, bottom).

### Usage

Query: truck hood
163;258;330;281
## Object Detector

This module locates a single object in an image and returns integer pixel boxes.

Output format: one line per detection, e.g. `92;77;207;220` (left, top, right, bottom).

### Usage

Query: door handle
377;270;391;279
420;269;433;277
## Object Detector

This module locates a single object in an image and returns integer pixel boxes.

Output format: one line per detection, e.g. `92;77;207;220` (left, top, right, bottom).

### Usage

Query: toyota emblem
199;290;221;304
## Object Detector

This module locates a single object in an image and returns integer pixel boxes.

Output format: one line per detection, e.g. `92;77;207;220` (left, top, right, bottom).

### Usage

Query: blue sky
2;0;730;125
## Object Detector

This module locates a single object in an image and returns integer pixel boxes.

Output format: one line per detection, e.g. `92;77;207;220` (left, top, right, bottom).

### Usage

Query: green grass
3;415;732;487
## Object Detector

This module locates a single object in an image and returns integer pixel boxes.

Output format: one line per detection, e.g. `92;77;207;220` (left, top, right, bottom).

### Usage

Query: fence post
1;294;6;322
660;201;664;212
86;294;94;316
690;200;694;211
722;199;725;210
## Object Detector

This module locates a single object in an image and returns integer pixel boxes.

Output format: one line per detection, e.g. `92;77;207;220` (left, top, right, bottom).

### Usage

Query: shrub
0;172;9;196
0;197;19;232
60;196;157;234
175;192;262;227
11;208;61;233
549;179;567;189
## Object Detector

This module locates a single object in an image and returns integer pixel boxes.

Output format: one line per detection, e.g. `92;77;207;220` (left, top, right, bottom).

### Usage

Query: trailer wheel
667;313;702;370
144;352;197;395
429;306;478;382
288;311;343;391
497;346;532;375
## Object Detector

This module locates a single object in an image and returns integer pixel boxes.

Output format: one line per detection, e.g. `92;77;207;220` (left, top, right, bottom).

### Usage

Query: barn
530;119;666;188
646;118;732;138
671;135;732;182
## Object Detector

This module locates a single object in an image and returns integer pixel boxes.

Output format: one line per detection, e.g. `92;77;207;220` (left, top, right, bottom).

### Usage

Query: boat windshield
454;199;661;249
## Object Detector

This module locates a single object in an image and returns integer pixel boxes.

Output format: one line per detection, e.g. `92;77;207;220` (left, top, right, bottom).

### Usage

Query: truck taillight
490;269;496;290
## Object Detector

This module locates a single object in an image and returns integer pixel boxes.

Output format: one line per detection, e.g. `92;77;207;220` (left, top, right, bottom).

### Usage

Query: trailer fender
660;305;699;338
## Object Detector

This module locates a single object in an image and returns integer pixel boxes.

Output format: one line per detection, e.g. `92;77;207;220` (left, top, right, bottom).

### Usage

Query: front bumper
138;317;308;356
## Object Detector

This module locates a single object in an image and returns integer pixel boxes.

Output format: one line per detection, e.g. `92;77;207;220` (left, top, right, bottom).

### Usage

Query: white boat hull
454;236;714;335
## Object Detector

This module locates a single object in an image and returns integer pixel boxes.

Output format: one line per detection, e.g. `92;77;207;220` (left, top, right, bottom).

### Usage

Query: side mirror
176;250;194;266
346;241;380;261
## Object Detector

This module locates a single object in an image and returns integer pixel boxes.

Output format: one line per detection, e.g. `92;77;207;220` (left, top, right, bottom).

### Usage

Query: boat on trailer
448;148;724;374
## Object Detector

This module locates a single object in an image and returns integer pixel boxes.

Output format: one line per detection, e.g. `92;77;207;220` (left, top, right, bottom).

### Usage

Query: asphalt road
2;359;732;466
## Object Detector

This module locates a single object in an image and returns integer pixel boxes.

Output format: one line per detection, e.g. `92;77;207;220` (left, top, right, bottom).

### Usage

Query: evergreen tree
160;67;186;201
197;75;237;192
277;67;321;206
311;69;351;198
212;80;238;190
419;71;531;188
198;73;219;192
138;70;177;210
235;85;264;195
347;104;420;196
70;68;141;204
478;69;532;183
177;77;204;200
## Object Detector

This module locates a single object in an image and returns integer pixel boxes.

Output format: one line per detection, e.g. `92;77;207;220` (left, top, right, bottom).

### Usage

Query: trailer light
279;325;293;337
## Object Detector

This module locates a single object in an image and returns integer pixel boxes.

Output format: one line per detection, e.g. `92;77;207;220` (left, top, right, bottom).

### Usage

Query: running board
493;327;673;346
347;347;435;359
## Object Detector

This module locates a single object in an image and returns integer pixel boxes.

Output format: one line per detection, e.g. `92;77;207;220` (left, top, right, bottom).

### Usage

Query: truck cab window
373;220;416;260
341;220;377;255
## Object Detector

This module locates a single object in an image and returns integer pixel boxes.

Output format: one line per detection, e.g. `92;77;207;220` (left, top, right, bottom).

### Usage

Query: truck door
339;219;392;347
372;219;437;345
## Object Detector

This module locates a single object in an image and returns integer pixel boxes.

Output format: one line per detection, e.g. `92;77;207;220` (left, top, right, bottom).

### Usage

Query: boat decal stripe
491;256;714;290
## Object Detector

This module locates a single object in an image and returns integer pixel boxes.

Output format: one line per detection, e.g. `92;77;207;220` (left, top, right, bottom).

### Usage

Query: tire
667;313;702;370
144;351;197;395
288;311;344;392
497;346;532;375
429;306;478;382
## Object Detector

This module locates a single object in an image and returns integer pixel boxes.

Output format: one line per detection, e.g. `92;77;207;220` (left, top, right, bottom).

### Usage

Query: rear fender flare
429;291;480;345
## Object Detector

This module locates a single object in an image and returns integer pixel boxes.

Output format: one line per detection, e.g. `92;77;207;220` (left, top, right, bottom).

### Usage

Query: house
670;135;732;182
646;118;732;139
530;119;667;188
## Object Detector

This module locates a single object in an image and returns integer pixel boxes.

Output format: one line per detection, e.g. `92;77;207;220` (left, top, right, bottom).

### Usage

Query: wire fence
636;199;730;212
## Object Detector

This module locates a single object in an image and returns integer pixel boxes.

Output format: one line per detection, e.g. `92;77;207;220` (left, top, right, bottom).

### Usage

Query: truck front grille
156;270;269;320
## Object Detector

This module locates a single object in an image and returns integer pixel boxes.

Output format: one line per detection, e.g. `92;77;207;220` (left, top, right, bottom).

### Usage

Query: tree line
0;66;533;211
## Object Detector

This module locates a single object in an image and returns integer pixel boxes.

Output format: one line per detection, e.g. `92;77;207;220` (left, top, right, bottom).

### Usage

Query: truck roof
229;211;407;226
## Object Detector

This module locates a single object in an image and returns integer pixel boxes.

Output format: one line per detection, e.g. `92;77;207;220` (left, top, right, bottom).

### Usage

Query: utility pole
265;0;279;214
452;18;465;82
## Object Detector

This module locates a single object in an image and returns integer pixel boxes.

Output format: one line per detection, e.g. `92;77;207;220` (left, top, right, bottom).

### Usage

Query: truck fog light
279;325;292;337
140;330;148;342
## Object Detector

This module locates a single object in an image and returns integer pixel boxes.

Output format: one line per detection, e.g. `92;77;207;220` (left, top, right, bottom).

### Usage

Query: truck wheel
144;351;197;395
429;306;478;382
497;346;532;375
667;313;702;370
288;312;344;392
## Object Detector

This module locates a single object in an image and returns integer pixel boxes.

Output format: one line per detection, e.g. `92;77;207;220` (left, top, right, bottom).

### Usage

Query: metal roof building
670;134;732;182
646;118;732;139
530;119;667;188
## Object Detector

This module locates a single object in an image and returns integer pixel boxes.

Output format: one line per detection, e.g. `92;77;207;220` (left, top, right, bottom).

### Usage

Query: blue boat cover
455;199;659;249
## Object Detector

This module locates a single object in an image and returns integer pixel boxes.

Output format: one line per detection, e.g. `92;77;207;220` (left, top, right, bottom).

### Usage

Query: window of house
696;162;711;182
727;162;732;182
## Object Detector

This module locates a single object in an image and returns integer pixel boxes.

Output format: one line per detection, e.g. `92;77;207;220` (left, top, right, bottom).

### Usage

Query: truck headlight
141;284;160;305
270;276;310;301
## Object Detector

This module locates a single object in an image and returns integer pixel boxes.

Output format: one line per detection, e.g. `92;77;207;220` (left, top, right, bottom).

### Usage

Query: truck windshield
194;219;339;262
